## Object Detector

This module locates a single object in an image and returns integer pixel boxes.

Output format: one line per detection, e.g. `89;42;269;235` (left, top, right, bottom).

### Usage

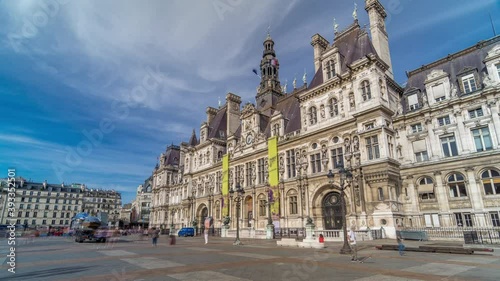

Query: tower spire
365;0;394;79
256;27;282;111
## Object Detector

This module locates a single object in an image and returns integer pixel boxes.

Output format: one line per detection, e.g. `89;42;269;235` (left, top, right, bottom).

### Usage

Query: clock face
246;134;254;145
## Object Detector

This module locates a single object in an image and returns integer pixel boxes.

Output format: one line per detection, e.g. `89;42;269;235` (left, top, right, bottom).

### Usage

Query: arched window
361;80;371;101
448;173;467;198
377;187;384;201
328;98;338;117
481;169;500;195
418;177;435;200
309;106;317;125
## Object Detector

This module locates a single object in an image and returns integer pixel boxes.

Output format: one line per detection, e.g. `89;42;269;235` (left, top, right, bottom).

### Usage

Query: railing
274;228;306;239
314;230;341;239
313;229;383;241
404;227;500;244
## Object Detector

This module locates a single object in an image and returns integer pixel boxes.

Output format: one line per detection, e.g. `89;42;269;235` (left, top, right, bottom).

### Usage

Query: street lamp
229;183;245;245
264;185;275;239
327;165;353;254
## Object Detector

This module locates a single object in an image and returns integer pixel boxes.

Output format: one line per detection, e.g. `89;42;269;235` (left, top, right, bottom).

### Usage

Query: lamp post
327;165;353;254
229;183;245;245
264;185;275;239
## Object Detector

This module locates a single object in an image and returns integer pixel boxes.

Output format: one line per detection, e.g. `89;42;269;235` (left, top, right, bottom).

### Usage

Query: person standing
151;227;159;247
204;217;212;244
397;235;406;256
348;227;358;262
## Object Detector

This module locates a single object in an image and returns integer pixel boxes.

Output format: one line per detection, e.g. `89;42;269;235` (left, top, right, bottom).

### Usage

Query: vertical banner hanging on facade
222;154;229;217
267;136;280;218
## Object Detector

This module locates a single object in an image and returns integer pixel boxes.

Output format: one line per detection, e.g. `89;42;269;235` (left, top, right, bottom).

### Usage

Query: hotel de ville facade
150;0;500;239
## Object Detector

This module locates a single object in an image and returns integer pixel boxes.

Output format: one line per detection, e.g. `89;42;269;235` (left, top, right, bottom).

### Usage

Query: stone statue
333;17;339;33
222;216;230;226
293;77;297;89
344;138;351;152
451;83;458;97
320;104;325;118
303;70;307;84
306;217;313;225
353;137;359;151
483;72;495;88
422;93;428;106
352;3;358;20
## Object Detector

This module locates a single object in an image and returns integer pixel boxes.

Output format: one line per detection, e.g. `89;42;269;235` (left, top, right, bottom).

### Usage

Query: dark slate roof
16;181;83;193
164;145;180;165
188;129;198;146
207;108;227;140
333;21;377;69
262;91;302;137
308;63;324;90
405;35;500;92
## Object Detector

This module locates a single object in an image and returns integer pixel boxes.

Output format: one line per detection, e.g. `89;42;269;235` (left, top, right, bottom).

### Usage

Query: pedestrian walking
348;227;358;262
151;227;160;247
397;235;406;256
204;217;213;245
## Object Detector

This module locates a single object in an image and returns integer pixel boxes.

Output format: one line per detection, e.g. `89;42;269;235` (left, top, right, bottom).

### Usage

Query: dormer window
309;106;318;125
326;60;336;79
432;83;446;102
361;80;371;101
462;74;477;94
272;123;280;137
408;94;419;110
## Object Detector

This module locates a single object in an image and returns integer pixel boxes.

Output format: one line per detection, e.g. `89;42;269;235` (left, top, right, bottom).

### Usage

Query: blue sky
1;0;499;205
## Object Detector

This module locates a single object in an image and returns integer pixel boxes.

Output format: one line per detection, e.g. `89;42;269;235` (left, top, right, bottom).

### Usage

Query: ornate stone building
150;0;500;238
130;177;152;228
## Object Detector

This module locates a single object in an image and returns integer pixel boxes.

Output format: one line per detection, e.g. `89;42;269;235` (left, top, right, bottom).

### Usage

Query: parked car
177;227;195;237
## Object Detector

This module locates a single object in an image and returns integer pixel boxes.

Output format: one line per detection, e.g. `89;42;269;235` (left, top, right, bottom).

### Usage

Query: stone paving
0;235;499;280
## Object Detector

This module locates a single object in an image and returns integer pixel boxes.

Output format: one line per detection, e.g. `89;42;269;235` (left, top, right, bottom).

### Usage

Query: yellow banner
222;154;229;217
267;136;280;217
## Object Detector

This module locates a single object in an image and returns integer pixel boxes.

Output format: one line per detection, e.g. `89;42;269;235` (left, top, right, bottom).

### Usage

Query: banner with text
267;136;280;217
222;154;229;217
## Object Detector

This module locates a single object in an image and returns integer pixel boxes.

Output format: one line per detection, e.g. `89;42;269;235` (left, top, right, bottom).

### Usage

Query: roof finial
266;24;271;39
218;96;221;107
333;17;339;33
352;3;358;21
293;76;297;89
302;69;307;85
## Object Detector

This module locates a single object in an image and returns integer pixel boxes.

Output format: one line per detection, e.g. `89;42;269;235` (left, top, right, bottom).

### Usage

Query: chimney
226;93;242;137
206;106;218;124
311;34;329;73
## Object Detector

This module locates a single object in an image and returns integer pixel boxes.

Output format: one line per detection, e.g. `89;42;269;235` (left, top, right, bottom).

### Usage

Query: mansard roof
333;21;377;68
207;107;227;140
163;144;180;165
405;35;500;93
261;90;303;137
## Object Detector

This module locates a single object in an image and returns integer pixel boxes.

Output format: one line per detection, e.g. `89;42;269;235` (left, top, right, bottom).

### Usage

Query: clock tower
256;31;283;114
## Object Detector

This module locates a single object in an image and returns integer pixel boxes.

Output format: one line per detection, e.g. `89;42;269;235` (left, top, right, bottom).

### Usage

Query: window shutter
432;84;445;98
412;140;427;153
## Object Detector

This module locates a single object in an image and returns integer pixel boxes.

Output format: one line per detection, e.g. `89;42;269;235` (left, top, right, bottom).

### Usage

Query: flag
271;58;278;66
252;69;258;75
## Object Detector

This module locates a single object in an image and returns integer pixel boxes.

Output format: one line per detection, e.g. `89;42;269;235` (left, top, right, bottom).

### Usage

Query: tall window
329;98;338;117
387;135;394;158
437;116;451;126
259;198;266;216
331;148;343;168
245;162;253;186
481;169;500;195
326;60;336;79
413;140;428;162
448;173;467;198
472;127;493;152
289;196;298;215
258;158;265;184
286;149;296;178
408;94;419;110
462;74;477;94
455;213;473;227
377;188;384;201
309;106;317;125
272;123;280;137
491;212;500;227
468;108;484;119
419;177;435;200
441;135;458;157
361;80;371;101
310;153;322;173
366;136;380;160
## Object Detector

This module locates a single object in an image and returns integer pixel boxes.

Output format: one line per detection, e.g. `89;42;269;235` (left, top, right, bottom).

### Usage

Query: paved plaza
1;235;499;281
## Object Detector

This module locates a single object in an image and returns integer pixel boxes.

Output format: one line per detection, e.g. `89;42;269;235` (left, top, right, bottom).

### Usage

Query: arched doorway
322;192;343;230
